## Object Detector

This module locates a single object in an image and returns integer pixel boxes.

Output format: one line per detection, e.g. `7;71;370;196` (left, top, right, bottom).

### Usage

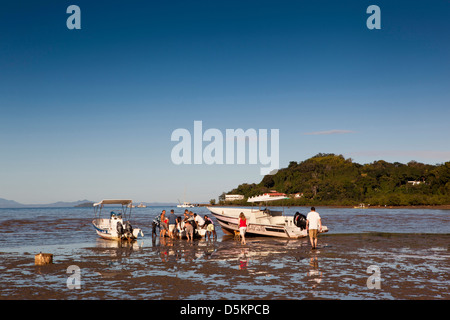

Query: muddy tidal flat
1;233;448;300
1;206;449;302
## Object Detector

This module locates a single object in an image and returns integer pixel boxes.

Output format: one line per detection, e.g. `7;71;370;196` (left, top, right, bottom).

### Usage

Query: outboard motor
293;212;307;230
116;221;124;237
124;221;133;236
152;216;161;236
152;221;158;236
124;221;133;240
191;219;198;237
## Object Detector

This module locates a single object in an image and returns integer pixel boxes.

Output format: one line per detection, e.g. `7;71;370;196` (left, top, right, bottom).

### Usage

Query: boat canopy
247;193;289;203
93;199;133;207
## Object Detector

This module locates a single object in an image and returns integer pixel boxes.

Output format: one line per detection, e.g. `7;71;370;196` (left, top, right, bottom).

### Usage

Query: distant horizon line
0;198;200;208
2;154;449;206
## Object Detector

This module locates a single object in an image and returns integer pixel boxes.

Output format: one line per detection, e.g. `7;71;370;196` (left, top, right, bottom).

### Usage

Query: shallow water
1;206;448;251
0;206;448;300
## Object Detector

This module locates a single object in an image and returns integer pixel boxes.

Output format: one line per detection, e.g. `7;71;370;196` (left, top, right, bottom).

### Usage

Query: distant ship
137;202;147;208
177;201;194;208
177;187;195;208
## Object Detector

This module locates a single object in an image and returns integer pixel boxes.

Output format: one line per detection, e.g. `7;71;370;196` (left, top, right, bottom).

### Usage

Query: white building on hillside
225;194;245;201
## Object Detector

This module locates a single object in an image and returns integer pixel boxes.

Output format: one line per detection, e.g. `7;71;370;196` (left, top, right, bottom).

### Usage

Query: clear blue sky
1;0;449;204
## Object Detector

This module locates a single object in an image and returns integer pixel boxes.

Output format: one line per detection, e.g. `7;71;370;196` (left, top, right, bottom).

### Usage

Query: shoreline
205;204;450;210
0;204;448;210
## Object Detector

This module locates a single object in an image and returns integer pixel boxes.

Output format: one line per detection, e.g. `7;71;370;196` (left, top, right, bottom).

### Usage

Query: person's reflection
152;232;157;246
307;255;322;288
159;245;169;262
183;244;197;262
238;249;249;270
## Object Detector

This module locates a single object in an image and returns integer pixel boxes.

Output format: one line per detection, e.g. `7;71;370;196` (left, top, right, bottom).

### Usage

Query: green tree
224;154;450;206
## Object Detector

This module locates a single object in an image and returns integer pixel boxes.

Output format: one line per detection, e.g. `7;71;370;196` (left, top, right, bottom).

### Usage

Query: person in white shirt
193;213;205;229
306;207;322;249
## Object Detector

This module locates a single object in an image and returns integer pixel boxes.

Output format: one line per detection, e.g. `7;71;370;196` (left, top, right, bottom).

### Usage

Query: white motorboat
207;193;328;239
177;188;195;207
177;201;194;208
177;223;207;238
92;199;144;241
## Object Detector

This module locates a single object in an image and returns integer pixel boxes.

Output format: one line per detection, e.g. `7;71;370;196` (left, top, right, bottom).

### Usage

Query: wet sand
0;233;448;300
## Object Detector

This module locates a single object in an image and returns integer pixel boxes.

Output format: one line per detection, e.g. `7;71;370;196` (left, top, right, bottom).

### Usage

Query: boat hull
167;228;207;239
92;219;144;241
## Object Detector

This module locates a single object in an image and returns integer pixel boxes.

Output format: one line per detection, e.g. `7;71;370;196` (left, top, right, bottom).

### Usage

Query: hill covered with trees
223;153;450;206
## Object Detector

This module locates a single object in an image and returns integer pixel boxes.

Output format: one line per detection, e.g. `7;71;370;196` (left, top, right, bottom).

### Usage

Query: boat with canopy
92;199;144;241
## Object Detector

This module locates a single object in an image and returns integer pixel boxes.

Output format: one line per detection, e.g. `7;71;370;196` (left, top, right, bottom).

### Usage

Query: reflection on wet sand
0;233;448;300
307;254;323;289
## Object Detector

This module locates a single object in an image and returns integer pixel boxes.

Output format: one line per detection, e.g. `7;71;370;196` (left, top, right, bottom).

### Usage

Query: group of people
153;206;323;248
156;209;217;241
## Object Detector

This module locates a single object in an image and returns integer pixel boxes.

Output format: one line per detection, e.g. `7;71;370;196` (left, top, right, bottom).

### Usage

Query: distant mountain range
0;198;93;208
0;198;178;208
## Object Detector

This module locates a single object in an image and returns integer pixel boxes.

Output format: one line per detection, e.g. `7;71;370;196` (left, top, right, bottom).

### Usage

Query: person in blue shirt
168;209;178;239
